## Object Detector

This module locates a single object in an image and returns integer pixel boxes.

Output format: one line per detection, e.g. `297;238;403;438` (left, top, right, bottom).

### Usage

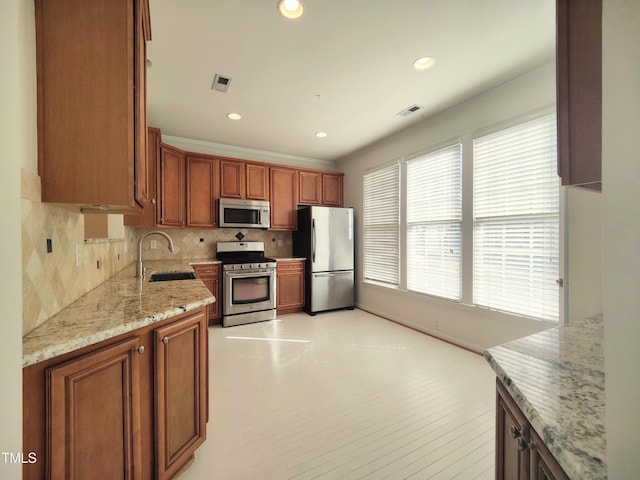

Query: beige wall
602;0;640;476
1;0;33;475
339;62;604;351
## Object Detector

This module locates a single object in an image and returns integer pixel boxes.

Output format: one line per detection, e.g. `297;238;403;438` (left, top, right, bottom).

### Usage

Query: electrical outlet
277;239;283;247
75;244;81;267
150;239;158;249
46;238;53;253
436;320;440;329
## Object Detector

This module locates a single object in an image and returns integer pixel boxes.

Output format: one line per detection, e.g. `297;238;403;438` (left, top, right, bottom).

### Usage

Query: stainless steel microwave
219;198;270;229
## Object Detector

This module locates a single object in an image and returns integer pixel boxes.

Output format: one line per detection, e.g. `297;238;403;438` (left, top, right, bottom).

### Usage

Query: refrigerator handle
312;218;316;263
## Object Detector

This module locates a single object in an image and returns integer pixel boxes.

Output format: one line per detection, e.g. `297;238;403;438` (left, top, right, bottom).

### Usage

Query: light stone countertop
484;314;606;480
22;260;215;367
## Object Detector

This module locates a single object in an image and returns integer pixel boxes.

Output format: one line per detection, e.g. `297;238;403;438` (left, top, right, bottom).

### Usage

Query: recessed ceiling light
278;0;304;19
413;56;435;70
227;113;242;120
315;131;328;138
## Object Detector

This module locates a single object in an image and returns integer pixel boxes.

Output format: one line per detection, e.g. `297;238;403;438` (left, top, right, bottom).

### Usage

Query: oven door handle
225;269;275;278
312;219;316;263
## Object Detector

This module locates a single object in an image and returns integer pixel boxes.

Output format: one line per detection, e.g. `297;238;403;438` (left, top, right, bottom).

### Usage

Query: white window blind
406;144;462;300
473;114;559;321
363;163;400;286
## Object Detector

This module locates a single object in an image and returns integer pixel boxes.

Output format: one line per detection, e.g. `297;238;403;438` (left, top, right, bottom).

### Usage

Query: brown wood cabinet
556;0;602;190
322;173;344;206
246;163;270;200
270;167;299;230
47;337;142;480
298;171;322;205
220;159;245;198
154;311;208;480
193;264;222;324
158;144;186;227
298;171;344;207
23;307;208;480
496;379;569;480
276;260;305;314
35;0;151;212
220;159;270;200
125;127;162;227
186;155;219;228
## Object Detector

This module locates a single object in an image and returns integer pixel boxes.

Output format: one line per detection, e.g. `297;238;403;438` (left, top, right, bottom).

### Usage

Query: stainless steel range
217;241;277;327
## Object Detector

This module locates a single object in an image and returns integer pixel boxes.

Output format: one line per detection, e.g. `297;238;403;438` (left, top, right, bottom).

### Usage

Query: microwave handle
312;219;316;263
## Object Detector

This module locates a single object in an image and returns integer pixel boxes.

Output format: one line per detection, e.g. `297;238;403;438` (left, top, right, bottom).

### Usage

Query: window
406;144;462;300
361;111;560;323
473;114;559;321
362;163;400;287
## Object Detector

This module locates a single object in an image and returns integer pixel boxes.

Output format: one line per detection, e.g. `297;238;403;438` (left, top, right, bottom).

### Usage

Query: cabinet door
496;380;530;480
134;0;151;208
186;156;218;227
35;0;150;211
125;126;161;227
47;337;142;480
158;144;185;227
529;428;570;480
220;159;245;198
193;264;222;323
277;261;305;314
155;310;207;480
322;173;344;206
246;163;270;200
556;0;602;190
270;167;298;230
298;171;322;205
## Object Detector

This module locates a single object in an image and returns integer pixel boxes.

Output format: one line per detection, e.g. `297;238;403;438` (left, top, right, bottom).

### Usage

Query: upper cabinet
220;159;270;200
270;167;298;230
298;170;344;207
186;155;219;228
35;0;152;211
556;0;602;191
322;173;344;206
158;144;186;227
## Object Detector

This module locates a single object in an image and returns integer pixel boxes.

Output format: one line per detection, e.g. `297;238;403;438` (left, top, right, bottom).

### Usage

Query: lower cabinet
276;259;305;314
192;263;221;324
23;307;208;480
495;379;569;480
154;312;208;480
47;337;143;480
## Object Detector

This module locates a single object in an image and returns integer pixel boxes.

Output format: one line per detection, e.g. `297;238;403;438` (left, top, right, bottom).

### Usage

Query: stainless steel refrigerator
293;206;355;315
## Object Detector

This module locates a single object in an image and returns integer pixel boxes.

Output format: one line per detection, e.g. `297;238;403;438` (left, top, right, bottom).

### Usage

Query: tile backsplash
132;227;292;261
22;168;293;335
21;169;136;335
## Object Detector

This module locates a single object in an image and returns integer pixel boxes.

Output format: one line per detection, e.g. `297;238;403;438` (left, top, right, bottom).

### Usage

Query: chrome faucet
136;231;175;278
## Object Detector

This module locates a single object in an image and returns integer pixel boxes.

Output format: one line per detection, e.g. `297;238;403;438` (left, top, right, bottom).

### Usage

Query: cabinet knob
517;436;529;451
510;425;520;438
162;336;169;344
137;345;145;354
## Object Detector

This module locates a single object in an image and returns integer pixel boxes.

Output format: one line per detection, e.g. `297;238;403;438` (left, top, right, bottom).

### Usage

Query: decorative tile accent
132;227;293;261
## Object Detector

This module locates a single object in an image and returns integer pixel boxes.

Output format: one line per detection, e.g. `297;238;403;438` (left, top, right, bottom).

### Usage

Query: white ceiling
146;0;555;163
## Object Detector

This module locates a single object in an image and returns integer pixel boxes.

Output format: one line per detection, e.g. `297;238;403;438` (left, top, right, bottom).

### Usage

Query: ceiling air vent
212;74;232;93
396;104;423;117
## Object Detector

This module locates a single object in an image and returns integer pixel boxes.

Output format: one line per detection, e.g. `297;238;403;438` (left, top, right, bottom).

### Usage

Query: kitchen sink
148;271;197;282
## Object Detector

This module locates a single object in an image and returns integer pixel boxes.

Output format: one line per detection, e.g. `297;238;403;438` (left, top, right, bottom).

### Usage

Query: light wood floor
179;309;496;480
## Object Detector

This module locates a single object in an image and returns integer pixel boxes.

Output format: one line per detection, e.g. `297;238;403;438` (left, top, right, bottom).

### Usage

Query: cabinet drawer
192;264;220;276
277;260;304;272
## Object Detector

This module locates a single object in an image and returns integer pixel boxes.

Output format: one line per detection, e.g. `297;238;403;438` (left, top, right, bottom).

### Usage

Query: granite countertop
484;314;606;480
22;260;215;368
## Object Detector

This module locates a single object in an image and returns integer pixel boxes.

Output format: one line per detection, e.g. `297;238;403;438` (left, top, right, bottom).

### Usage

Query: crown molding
161;135;337;170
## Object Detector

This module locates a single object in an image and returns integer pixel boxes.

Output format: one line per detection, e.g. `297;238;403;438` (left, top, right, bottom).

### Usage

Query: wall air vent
396;104;424;117
212;74;232;93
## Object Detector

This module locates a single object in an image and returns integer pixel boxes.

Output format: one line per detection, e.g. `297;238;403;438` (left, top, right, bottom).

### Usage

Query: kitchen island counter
22;260;214;367
485;314;606;479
